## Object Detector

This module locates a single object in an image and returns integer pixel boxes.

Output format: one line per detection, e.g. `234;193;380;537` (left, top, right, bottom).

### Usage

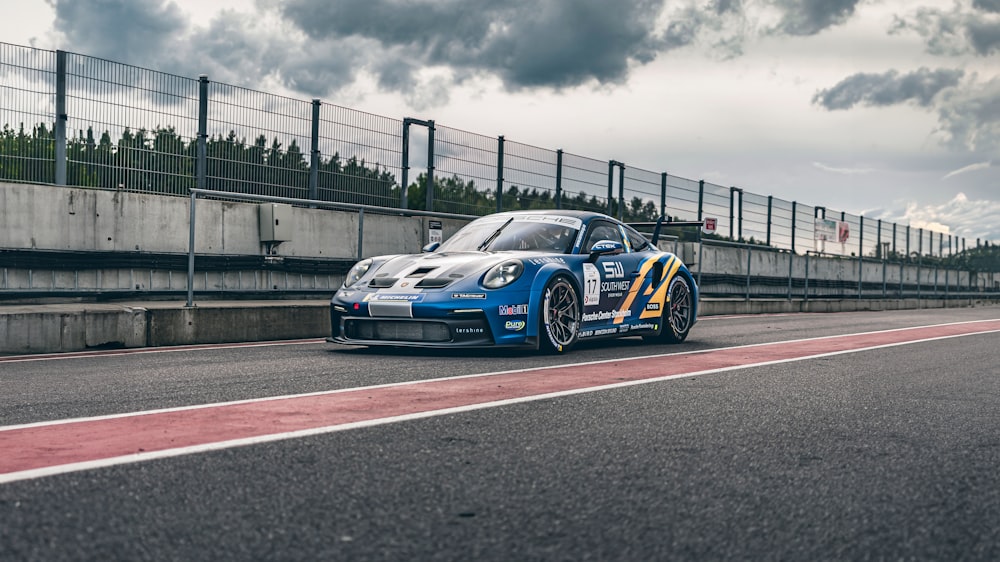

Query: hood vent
415;278;453;289
368;277;398;288
407;267;437;278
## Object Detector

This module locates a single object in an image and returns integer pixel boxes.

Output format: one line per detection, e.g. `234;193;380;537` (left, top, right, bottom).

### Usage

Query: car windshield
438;215;581;253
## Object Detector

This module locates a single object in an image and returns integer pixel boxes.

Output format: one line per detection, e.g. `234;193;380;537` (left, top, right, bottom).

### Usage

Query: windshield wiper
477;217;514;251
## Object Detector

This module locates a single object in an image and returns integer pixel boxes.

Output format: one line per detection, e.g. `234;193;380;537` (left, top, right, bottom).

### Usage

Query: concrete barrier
0;303;148;354
0;300;331;354
3;297;996;355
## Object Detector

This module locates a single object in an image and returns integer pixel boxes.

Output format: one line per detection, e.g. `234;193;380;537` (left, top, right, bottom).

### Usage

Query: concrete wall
0;182;468;259
1;182;995;297
0;183;471;293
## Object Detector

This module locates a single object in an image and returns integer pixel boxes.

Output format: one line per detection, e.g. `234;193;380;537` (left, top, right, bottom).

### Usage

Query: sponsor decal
601;280;631;292
499;304;529;316
592;327;618;336
363;293;425;302
455;327;485;335
451;292;487;299
579;330;595;338
583;263;600;306
602;261;625;279
527;257;566;265
581;309;632;322
645;302;660;311
618;325;630;333
505;320;526;331
632;322;657;331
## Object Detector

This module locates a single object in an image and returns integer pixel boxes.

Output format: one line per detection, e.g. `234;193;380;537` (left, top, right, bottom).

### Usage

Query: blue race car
329;210;698;353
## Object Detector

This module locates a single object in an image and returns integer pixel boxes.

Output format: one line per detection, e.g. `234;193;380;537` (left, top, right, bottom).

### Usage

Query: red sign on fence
703;217;717;234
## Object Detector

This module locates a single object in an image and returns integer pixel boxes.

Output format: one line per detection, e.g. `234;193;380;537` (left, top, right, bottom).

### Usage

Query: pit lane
1;308;998;560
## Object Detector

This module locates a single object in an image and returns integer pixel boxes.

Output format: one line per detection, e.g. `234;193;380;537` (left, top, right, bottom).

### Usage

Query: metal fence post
791;201;797;254
197;75;208;192
731;187;743;241
606;161;617;216
496;135;504;213
660;172;667;219
401;120;411;208
766;196;773;246
697;180;705;221
858;215;864;299
425;120;435;212
696;229;704;289
617;163;625;221
54;50;67;186
555;149;563;209
917;229;923;299
745;246;752;302
309;99;320;203
729;188;735;240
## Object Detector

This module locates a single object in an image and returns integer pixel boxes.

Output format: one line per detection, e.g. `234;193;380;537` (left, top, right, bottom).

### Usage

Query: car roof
490;209;613;223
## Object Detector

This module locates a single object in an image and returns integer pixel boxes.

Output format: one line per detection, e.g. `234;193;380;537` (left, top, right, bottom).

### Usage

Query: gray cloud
813;68;965;110
47;0;188;64
892;3;1000;56
974;0;1000;14
767;0;861;36
875;193;1000;242
816;69;1000;155
935;76;1000;152
45;0;877;102
280;0;665;91
967;19;1000;55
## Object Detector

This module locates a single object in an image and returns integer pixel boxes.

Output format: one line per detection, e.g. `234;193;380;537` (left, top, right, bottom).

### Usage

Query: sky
9;0;1000;243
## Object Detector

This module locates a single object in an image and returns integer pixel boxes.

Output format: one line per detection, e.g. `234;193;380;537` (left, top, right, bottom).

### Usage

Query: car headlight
343;258;373;287
482;259;524;289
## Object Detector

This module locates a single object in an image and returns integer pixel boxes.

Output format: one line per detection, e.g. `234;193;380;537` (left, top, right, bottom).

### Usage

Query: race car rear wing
627;217;704;246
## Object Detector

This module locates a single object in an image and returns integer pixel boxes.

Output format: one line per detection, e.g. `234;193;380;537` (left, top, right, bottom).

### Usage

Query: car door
579;220;646;337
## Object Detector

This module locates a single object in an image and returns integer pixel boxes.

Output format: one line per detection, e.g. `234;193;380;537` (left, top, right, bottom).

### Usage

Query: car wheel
647;274;693;344
540;276;580;353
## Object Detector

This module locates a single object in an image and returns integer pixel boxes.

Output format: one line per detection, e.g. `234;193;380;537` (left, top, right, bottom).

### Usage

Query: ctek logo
602;261;625;279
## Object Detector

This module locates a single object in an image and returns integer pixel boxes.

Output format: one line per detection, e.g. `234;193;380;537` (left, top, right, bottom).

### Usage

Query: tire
646;274;693;344
540;276;580;353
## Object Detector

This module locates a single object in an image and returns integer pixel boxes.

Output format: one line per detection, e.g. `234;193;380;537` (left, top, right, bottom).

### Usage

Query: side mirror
422;242;441;253
587;240;624;262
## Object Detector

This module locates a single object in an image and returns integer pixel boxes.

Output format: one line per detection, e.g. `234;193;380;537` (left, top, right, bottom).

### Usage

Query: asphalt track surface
1;308;998;560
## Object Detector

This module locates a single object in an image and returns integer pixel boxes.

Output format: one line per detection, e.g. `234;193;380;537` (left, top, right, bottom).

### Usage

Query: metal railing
693;239;997;301
1;41;996;266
